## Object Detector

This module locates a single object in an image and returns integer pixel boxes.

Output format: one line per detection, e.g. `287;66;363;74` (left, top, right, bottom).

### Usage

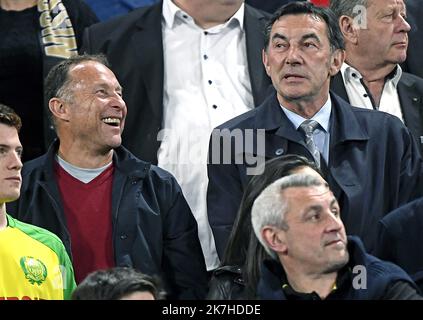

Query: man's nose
285;45;302;65
325;212;343;233
397;15;411;33
9;151;23;171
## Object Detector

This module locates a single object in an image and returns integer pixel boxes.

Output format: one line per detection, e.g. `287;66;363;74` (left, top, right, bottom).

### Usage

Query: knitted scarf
38;0;77;58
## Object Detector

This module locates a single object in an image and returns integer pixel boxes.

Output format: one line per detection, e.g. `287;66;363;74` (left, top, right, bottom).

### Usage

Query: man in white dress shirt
82;0;271;270
330;0;423;149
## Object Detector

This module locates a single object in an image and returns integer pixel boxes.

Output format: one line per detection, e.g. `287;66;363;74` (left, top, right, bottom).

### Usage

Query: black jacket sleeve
158;171;208;299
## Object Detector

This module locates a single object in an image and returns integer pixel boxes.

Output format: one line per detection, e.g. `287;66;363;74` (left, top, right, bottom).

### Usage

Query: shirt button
204;31;208;35
275;148;284;156
352;73;357;78
208;80;212;85
212;104;218;109
363;94;368;98
120;234;128;240
203;54;208;60
182;14;188;19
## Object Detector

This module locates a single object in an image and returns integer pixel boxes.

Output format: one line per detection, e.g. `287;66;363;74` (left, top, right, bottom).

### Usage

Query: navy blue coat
257;236;418;300
330;72;423;153
207;92;423;258
7;142;208;300
376;197;423;291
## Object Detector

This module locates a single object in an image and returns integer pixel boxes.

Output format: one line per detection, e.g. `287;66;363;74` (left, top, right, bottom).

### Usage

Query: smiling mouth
102;117;121;127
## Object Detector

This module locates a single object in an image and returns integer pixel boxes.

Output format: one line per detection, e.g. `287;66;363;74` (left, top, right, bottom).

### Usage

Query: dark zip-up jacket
7;141;208;299
257;236;421;300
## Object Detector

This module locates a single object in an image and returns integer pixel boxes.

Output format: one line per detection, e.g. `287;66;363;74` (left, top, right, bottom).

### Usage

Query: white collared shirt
340;63;404;122
158;0;254;270
281;98;332;164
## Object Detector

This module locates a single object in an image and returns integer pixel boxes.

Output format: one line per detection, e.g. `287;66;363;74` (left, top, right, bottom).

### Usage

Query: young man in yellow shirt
0;104;76;300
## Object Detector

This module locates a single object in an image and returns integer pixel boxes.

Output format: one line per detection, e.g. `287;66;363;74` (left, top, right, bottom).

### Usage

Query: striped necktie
299;119;321;168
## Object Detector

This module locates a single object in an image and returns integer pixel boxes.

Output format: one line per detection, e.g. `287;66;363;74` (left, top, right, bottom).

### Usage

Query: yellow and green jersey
0;214;76;300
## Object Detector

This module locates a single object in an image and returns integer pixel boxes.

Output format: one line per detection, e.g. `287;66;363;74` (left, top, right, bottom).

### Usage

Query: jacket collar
257;236;365;300
40;140;150;181
254;91;369;144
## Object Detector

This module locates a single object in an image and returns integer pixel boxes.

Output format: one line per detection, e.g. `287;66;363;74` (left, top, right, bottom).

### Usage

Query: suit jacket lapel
133;2;164;120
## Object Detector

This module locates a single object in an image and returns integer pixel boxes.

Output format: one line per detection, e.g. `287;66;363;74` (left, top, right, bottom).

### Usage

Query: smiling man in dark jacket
7;54;208;300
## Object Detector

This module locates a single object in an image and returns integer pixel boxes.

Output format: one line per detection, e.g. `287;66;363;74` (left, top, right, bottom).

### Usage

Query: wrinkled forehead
271;13;328;40
69;61;112;80
283;184;335;208
68;61;120;89
368;0;406;12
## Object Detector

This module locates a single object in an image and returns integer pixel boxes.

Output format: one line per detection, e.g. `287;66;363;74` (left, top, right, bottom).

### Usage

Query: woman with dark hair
208;154;322;299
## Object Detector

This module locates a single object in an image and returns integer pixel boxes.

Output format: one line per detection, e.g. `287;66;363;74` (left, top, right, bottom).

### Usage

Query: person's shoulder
349;236;410;277
215;94;274;131
21;154;48;177
400;71;423;87
346;104;406;129
244;3;272;20
7;215;66;254
381;197;423;227
216;109;258;131
116;146;178;185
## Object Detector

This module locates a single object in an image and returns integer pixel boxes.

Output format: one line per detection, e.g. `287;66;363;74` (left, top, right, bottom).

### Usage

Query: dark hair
71;267;166;300
44;54;109;128
264;1;345;52
221;154;321;298
44;54;109;104
0;104;22;132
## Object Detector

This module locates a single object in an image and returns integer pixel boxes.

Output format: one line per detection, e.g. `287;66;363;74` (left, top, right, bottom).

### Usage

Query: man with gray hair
251;173;422;300
207;1;423;262
329;0;423;150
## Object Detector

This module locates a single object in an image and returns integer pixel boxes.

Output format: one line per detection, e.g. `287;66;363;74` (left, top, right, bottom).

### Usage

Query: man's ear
329;48;346;76
261;226;288;255
262;48;271;77
49;98;70;122
339;15;359;45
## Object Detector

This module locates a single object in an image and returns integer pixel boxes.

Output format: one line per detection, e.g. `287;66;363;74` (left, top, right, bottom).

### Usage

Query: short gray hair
330;0;368;19
251;173;326;259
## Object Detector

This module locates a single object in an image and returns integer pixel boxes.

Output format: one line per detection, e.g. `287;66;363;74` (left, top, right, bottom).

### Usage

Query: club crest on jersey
20;257;48;285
